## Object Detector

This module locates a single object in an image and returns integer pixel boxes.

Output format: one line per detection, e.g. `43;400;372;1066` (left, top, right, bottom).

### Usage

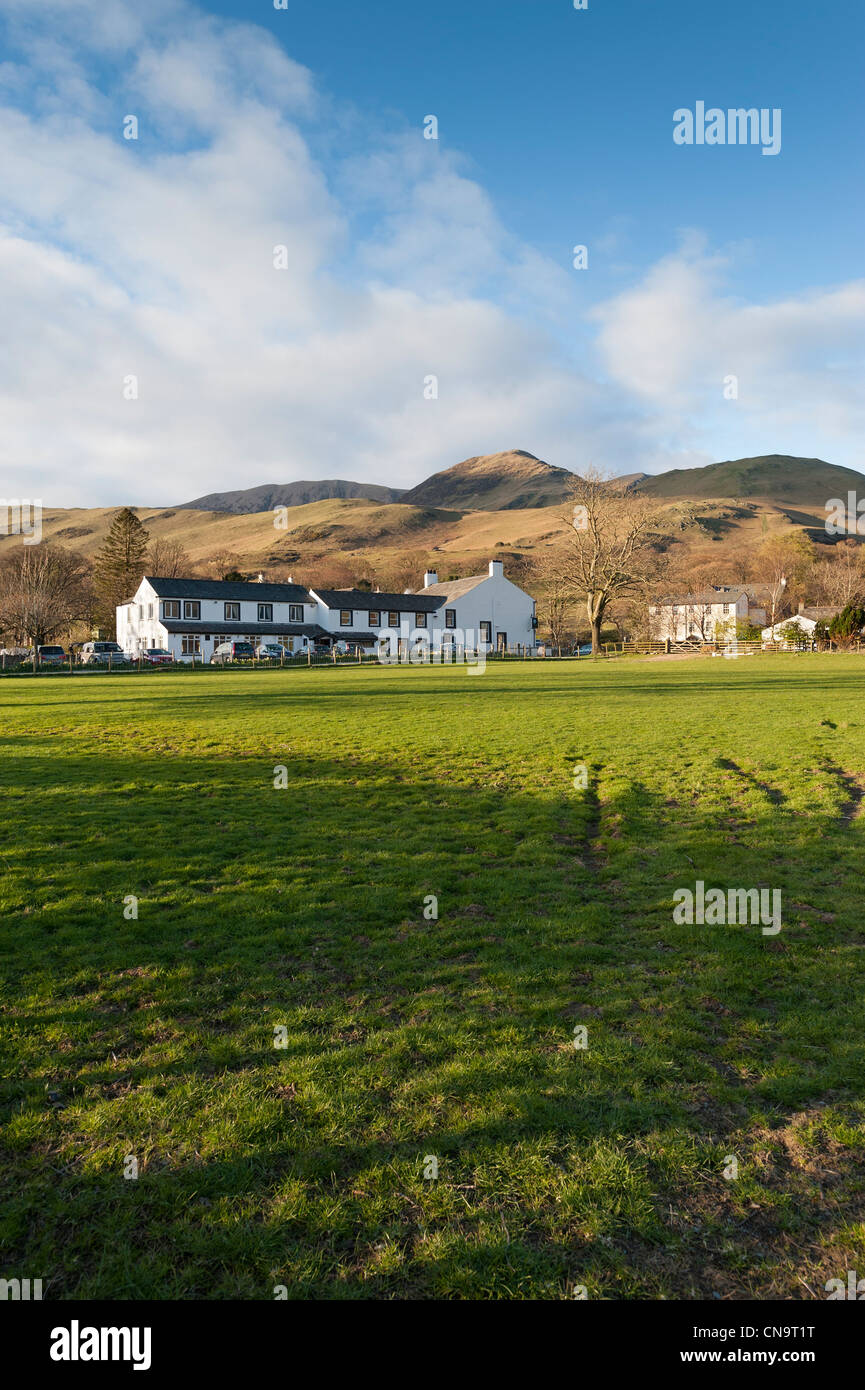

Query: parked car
255;643;289;662
80;641;128;666
37;645;67;665
211;640;256;665
571;642;594;656
140;648;174;666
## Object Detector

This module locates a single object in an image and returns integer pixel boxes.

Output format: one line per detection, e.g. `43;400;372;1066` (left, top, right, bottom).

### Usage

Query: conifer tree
94;508;150;633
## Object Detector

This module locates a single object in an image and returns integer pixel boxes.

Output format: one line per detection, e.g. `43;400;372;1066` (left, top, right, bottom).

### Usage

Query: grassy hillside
636;455;865;509
179;480;405;513
4;497;570;582
6;453;859;590
1;659;863;1298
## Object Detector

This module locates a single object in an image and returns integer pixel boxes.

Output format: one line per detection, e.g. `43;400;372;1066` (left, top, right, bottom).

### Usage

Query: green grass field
2;657;864;1300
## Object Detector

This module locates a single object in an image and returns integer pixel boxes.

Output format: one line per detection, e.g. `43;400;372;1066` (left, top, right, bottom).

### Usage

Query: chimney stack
423;570;438;588
488;560;504;579
256;573;265;583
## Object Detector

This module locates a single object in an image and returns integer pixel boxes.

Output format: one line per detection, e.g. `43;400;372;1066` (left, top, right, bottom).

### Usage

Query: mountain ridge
178;479;406;513
175;452;863;517
633;454;865;508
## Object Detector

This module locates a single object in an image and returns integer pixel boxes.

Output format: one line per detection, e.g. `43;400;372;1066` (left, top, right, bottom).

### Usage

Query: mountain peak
401;450;575;511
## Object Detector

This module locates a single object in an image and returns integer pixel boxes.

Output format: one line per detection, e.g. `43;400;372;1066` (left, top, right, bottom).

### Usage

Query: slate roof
311;588;444;613
417;574;489;600
145;576;312;603
162;621;329;638
798;606;838;622
653;586;751;607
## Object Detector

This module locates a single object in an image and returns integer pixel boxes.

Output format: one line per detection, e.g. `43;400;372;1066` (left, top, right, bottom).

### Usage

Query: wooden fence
1;636;862;676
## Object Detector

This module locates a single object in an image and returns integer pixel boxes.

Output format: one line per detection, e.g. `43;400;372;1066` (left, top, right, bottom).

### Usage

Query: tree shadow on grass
2;746;865;1298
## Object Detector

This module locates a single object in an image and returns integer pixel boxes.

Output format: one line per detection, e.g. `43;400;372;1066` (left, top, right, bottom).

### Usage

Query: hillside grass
1;657;864;1300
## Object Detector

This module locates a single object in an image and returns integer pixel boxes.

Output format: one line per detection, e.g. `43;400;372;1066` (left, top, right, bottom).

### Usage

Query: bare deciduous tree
148;537;191;578
202;549;245;580
749;533;815;630
0;545;90;648
560;470;667;653
530;549;573;650
812;541;865;609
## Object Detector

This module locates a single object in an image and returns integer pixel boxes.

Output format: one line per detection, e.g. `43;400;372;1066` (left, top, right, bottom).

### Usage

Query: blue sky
202;0;865;301
0;0;862;504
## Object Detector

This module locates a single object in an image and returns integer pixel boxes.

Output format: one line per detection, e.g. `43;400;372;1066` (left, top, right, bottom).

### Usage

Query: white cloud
592;240;865;459
0;0;862;506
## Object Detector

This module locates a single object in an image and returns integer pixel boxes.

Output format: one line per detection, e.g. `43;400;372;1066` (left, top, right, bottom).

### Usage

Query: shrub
829;604;865;646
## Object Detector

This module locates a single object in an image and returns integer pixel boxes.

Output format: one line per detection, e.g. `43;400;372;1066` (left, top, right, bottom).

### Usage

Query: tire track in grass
715;757;787;809
819;762;865;824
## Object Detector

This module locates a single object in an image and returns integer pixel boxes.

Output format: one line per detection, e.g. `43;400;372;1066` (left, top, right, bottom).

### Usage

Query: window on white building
368;610;380;627
289;604;303;622
258;603;273;622
225;602;240;621
164;600;180;619
181;635;200;655
479;621;492;642
415;613;427;628
183;601;200;619
445;609;456;629
388;612;399;627
340;610;352;626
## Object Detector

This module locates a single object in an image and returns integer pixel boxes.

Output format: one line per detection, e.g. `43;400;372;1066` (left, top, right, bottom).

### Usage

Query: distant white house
649;586;767;643
117;561;537;661
761;606;837;646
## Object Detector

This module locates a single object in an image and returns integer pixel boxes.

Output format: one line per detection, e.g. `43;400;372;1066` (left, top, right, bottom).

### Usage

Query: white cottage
649;586;767;643
761;606;837;647
117;560;538;662
117;576;327;662
306;586;444;651
309;560;536;655
416;560;537;652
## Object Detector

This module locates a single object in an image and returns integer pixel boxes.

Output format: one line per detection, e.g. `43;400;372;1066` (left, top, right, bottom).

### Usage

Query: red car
141;648;175;666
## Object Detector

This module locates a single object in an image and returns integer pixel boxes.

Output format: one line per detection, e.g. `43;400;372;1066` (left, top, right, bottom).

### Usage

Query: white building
306;586;445;652
761;607;836;647
117;561;537;661
117;576;327;662
415;561;537;653
649;586;767;643
309;559;537;654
